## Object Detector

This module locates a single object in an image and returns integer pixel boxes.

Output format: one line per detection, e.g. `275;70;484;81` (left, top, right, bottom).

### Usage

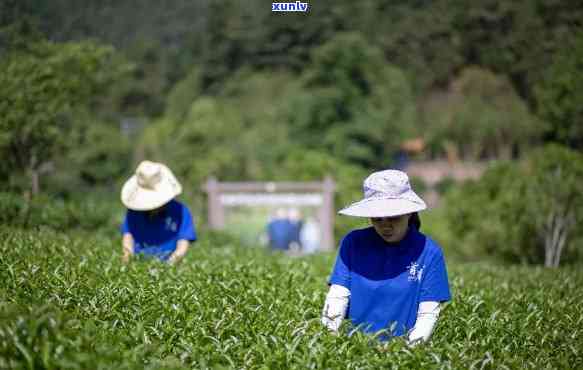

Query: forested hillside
1;0;582;265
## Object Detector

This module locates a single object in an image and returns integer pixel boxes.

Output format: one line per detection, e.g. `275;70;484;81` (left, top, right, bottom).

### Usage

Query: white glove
321;284;350;333
407;301;441;346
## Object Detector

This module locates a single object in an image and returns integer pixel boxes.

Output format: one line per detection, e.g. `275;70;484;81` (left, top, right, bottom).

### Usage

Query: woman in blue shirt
120;161;197;265
322;169;451;345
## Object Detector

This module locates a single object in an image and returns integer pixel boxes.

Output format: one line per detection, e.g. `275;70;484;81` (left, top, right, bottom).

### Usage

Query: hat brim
121;166;182;211
339;197;426;218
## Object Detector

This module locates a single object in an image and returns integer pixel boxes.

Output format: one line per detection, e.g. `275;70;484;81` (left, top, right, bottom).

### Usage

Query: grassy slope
0;228;582;369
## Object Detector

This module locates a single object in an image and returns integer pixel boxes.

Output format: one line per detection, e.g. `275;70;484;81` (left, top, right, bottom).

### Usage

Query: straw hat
339;169;426;218
121;160;182;211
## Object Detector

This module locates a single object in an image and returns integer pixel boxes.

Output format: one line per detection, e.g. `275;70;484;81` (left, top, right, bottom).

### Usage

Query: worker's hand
122;233;134;264
167;255;179;266
122;250;131;264
168;240;189;266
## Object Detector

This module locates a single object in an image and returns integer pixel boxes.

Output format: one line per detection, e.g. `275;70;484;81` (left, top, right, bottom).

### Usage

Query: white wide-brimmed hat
339;169;426;218
121;160;182;211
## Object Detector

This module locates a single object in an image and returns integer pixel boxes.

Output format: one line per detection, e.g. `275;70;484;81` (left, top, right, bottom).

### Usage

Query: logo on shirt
407;262;425;282
165;217;178;232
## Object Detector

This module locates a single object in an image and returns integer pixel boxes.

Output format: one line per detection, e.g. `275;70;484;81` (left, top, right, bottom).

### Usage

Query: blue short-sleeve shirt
329;226;451;338
121;199;197;261
267;218;292;250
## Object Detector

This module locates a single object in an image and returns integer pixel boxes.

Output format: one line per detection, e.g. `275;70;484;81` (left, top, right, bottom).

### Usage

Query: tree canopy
1;0;582;265
0;40;126;194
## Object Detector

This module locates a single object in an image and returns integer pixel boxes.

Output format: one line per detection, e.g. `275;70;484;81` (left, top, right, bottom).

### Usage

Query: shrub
0;192;26;226
444;162;530;263
521;144;583;267
0;192;123;234
444;144;583;266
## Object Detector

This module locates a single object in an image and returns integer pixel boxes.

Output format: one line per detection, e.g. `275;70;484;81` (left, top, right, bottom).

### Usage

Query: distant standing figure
288;208;304;251
300;216;320;254
266;208;291;251
321;169;451;345
120;161;197;265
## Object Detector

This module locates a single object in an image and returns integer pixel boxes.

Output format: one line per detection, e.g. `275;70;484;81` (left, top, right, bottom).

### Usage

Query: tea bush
0;193;123;235
1;228;582;369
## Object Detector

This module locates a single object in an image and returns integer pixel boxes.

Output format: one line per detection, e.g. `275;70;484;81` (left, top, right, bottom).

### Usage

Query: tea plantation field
1;228;582;369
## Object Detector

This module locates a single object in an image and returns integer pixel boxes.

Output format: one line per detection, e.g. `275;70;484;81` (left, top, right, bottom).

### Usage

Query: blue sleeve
120;211;130;235
266;221;274;241
420;247;451;302
328;233;352;289
178;205;197;242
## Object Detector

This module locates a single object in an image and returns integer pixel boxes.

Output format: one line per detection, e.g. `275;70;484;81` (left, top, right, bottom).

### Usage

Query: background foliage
0;0;582;265
443;145;583;266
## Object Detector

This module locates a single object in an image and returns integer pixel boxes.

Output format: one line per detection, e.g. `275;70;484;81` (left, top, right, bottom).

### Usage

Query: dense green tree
217;70;301;180
138;97;244;192
425;67;544;160
288;32;417;168
1;0;581;196
5;0;582;116
454;0;583;101
68;119;132;188
535;32;583;149
199;0;351;91
113;39;175;117
165;67;203;122
371;0;583;96
0;41;123;195
372;0;465;91
0;0;44;53
139;69;300;189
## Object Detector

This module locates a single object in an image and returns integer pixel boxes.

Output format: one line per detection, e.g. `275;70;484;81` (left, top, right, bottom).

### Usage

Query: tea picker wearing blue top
322;170;451;345
120;161;197;265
